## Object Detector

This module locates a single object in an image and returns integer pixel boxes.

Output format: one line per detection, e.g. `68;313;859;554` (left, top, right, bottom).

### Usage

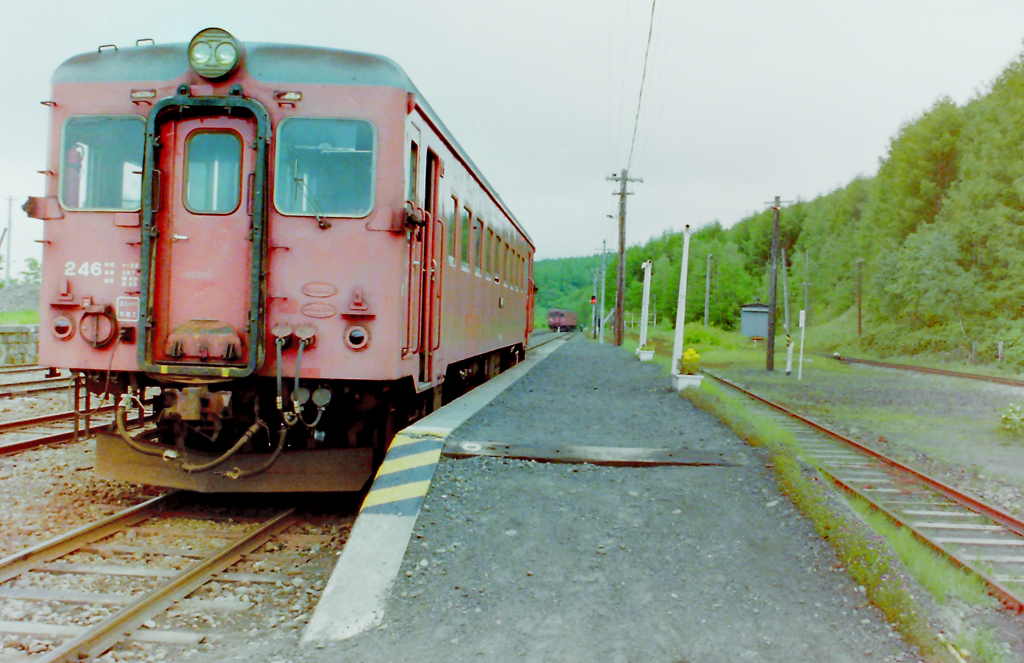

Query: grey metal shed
740;301;770;339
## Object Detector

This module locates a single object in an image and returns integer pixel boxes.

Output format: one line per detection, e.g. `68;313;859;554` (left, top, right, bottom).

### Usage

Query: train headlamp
188;28;242;80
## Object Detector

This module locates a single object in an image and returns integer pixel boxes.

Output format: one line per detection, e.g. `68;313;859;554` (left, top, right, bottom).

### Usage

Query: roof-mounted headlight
188;28;243;80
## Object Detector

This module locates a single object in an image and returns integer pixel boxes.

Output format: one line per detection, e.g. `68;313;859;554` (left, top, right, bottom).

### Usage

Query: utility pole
600;239;608;344
606;169;643;346
763;196;790;371
782;247;794;375
857;258;865;336
704;253;713;327
5;197;12;284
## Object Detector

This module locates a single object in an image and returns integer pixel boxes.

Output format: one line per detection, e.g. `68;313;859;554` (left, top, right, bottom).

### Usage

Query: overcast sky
3;1;1024;275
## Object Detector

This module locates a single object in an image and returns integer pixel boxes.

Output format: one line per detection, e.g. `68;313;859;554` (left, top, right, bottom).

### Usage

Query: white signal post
638;260;652;354
671;226;691;379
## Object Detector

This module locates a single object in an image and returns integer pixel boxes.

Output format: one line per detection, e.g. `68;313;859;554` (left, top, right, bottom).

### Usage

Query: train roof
53;41;532;247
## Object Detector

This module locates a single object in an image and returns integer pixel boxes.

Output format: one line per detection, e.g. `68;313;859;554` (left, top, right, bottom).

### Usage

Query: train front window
274;118;376;218
184;131;242;214
60;116;144;211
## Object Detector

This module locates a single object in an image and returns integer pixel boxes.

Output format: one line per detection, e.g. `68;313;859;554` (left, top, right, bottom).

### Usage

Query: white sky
3;0;1024;273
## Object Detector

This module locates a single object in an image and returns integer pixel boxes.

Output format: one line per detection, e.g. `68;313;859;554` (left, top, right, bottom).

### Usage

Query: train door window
424;150;438;220
485;229;494;280
502;242;510;286
184;131;242;214
60;116;145;211
460;208;472;270
407;140;418;203
274;118;377;218
473;217;484;277
448;196;458;265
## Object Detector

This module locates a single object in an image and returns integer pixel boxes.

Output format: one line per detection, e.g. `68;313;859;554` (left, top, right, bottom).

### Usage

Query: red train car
547;309;578;332
25;28;535;492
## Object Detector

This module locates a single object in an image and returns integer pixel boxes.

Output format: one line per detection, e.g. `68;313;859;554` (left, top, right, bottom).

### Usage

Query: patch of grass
0;310;39;324
954;628;1012;663
683;381;947;659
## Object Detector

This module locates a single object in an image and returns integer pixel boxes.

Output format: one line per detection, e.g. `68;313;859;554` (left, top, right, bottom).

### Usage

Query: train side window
448;196;458;265
60;116;145;211
473;217;484;277
460;208;472;270
184;131;242;214
274;118;376;218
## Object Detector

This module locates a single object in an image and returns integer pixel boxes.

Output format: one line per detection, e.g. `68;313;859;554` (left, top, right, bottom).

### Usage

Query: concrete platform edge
301;336;569;643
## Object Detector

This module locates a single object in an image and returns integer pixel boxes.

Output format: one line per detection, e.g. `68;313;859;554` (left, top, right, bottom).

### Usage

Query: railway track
0;494;353;660
0;366;55;377
528;330;574;350
0;368;72;399
705;369;1024;614
0;404;152;457
833;354;1024;388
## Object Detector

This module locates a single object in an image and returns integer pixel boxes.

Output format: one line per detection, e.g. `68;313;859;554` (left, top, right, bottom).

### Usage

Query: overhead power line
627;0;658;172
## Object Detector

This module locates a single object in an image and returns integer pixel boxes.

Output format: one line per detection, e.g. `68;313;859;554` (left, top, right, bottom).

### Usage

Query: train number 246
65;261;105;277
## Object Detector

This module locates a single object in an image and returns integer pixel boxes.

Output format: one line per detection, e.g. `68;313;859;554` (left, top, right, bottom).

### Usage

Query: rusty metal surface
95;431;373;492
443;440;746;467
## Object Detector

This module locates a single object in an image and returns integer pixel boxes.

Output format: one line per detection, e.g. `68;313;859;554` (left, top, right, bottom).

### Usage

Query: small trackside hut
25;28;535;492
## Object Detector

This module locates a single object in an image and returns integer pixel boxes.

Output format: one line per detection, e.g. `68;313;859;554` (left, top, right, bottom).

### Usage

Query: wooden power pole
606;169;643;346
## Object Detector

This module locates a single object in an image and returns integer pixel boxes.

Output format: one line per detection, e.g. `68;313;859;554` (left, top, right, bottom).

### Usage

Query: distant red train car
547;309;578;332
25;28;535;492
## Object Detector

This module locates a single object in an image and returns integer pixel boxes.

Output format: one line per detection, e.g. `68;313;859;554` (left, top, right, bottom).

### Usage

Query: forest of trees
535;46;1024;366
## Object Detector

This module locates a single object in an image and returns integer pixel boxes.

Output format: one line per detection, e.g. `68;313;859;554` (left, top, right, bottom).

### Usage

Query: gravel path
297;337;921;663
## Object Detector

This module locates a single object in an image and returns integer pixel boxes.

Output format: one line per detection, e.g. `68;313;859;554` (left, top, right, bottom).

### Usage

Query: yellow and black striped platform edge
359;430;449;516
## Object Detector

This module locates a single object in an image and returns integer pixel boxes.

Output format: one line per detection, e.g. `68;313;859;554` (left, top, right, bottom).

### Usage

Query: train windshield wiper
292;166;330;229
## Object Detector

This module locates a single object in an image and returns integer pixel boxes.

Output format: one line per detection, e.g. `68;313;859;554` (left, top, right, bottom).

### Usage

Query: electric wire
616;1;632;168
626;0;658;172
634;0;692;175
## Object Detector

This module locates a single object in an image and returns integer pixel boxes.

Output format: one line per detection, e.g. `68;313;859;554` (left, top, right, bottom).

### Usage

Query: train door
148;116;258;367
420;150;442;384
404;130;423;361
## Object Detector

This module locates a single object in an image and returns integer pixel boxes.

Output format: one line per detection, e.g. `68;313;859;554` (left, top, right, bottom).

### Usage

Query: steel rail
705;370;1024;537
0;493;171;585
0;364;48;375
0;381;73;398
835;355;1024;389
38;507;297;663
0;409;150;456
704;369;1024;613
0;405;118;434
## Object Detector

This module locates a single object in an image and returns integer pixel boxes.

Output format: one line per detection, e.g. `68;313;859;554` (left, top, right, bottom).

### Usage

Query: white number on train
64;261;105;277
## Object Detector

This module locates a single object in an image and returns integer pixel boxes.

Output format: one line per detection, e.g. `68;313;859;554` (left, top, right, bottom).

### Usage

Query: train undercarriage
89;345;523;492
